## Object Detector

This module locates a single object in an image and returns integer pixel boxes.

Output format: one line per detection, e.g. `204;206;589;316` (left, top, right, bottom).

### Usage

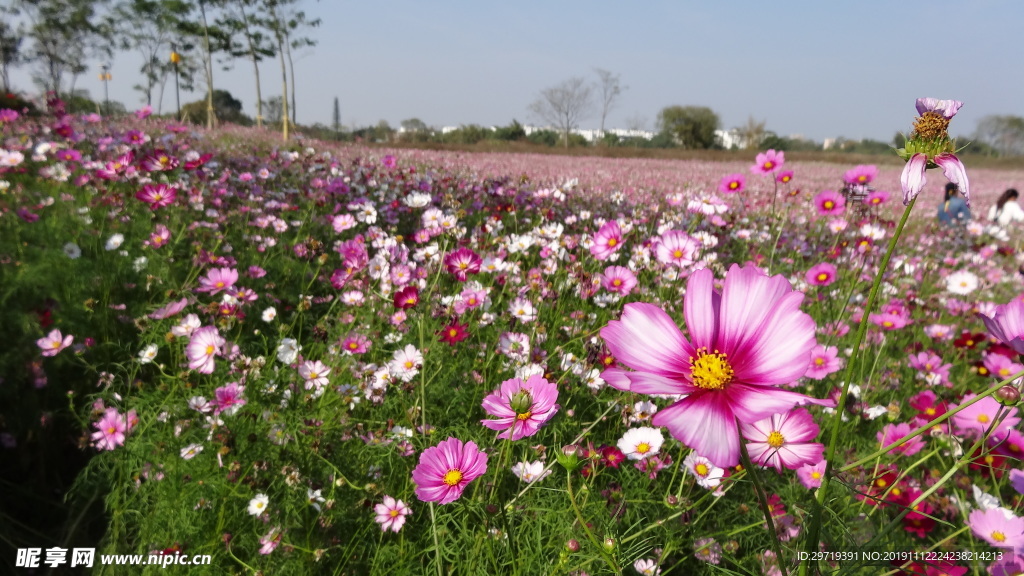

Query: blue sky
9;0;1023;142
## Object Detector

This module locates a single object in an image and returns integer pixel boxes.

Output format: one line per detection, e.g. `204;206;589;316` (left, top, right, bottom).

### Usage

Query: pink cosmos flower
590;220;623;261
443;247;482;282
877;422;925;457
340;333;370;355
775;170;794;184
481;374;559;440
92;408;128;451
195;267;238;295
718;173;745;194
863;190;890;206
258;527;282;555
843;165;878;186
37;329;73;357
968;508;1024;549
140;149;179;172
984;352;1024;382
952;394;1020;435
145;224;171;249
979;298;1024;355
804;345;842;380
374;496;412;532
135;183;178;210
751;149;784;174
135;105;152;120
298;360;331;390
412;437;488;504
599;265;638;296
805;263;837;287
148;297;188;320
654;230;698;269
600;264;833;467
186;325;224;374
796;460;826;489
453;288;488;315
813;190;845;216
740;408;824;471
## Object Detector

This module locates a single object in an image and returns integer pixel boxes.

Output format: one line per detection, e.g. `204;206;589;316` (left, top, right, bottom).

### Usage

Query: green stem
566;470;620;574
801;196;916;575
739;435;788;576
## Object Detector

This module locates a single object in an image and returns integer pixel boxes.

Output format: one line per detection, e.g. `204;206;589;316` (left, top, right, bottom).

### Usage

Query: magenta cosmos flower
813;190;845;216
805;262;837;287
979;298;1024;354
718;173;745;194
600;264;832;468
481;374;559;440
654;230;698;269
969;508;1024;549
590;220;623;261
92;408;128;451
135;183;178;210
443;247;482;282
751;149;784;174
412;437;488;504
843;165;878;186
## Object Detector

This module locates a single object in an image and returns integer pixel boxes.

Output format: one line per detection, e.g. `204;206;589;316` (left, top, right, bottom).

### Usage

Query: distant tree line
0;0;319;140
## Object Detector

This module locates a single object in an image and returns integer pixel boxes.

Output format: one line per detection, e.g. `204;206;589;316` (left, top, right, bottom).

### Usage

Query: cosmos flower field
6;100;1024;575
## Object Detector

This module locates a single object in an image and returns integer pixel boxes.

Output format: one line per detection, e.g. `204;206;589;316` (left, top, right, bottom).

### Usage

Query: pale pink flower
37;329;73;357
374;496;412;532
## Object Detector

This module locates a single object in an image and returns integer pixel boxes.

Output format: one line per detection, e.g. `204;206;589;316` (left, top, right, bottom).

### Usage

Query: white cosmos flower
945;270;978;295
261;307;277;322
683;452;725;489
139;344;158;364
63;242;82;259
105;233;125;251
248;493;269;516
276;338;301;364
180;443;204;460
617;427;664;461
511;461;552;483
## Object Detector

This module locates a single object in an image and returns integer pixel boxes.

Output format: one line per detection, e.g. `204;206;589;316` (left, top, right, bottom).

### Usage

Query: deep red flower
393;286;419;309
437;322;470;346
953;331;986;349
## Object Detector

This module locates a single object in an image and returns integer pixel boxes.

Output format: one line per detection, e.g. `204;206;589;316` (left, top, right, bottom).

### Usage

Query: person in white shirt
988;188;1024;228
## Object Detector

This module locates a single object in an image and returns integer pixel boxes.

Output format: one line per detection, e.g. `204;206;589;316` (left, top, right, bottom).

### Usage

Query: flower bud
556;444;580;472
510;390;533;414
997;385;1021;407
602;537;616;552
565;539;580;552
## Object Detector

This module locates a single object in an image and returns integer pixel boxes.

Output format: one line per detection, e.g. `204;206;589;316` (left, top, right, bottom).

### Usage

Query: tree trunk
238;2;264;127
286;32;296;126
199;0;217;129
278;47;288;140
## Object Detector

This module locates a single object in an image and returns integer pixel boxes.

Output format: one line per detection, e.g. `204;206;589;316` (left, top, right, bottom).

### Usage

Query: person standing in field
937;182;971;226
988;188;1024;228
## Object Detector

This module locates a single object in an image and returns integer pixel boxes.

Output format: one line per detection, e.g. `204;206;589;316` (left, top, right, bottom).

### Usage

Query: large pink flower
600;264;832;467
412;437;488;504
480;374;559;440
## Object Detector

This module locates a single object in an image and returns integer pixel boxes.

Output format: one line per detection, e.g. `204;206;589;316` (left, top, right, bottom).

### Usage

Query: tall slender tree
219;0;274;127
332;96;340;133
0;20;22;93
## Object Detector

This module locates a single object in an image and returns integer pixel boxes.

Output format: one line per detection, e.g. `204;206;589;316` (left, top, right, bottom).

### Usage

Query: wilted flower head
898;97;969;205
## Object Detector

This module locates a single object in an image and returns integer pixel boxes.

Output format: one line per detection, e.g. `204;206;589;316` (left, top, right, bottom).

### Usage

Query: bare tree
529;76;593;148
735;116;767;150
594;68;625;139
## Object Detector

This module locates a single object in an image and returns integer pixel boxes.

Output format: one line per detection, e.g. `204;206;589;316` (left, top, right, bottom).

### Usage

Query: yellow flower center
349;342;358;349
389;509;400;518
516;411;532;421
205;345;215;355
690;349;734;390
215;281;224;288
763;161;774;170
767;431;785;449
978;414;990;424
811;471;821;479
913;111;951;140
817;273;828;282
636;442;650;454
449;329;458;337
814;358;825;366
613;279;622;286
673;250;683;258
51;341;62;349
107;426;116;434
404;361;414;369
607;238;617;247
824;201;834;209
729;181;739;189
993;531;1006;543
695;463;709;476
443;469;463;486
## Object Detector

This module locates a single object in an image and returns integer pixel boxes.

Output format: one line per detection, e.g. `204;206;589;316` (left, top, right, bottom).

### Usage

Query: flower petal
652;392;739;468
730;291;817;386
600;303;692;377
683;267;721;348
900;153;928;205
716;264;793;354
728;384;834;424
935;153;970;205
